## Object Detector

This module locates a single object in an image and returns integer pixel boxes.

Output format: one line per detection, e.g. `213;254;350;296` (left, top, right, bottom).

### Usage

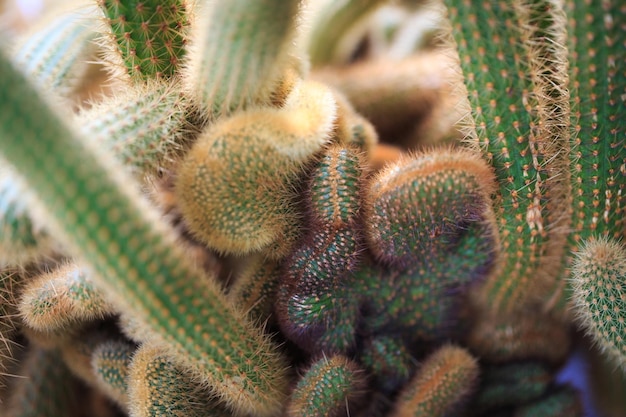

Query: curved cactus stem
359;335;415;393
92;339;135;409
229;256;281;325
128;344;232;417
389;345;479;417
513;385;583;417
286;355;369;417
18;263;114;334
176;80;337;257
0;49;289;416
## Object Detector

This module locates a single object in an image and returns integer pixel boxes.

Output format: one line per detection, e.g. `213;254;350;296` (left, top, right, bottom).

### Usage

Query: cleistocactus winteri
0;0;624;415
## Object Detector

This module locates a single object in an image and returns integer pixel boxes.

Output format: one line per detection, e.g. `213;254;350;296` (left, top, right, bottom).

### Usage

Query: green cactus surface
98;0;189;82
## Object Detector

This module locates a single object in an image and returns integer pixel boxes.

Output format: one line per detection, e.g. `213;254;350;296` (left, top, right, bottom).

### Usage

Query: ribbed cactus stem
0;49;289;416
12;6;97;96
128;344;232;417
184;0;302;115
571;237;626;371
92;340;135;408
389;345;479;417
98;0;189;81
18;263;114;334
447;0;568;313
513;385;583;417
229;256;281;324
286;355;368;417
74;82;190;176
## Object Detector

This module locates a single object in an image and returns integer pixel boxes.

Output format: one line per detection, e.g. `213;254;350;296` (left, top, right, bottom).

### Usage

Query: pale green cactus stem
446;0;570;314
285;355;368;417
176;79;337;258
565;0;626;371
571;237;626;371
0;49;289;416
128;344;232;417
92;339;135;409
97;0;189;82
388;345;479;417
12;5;98;97
184;0;302;115
0;163;53;266
18;263;114;335
308;0;388;66
6;348;80;417
74;82;190;177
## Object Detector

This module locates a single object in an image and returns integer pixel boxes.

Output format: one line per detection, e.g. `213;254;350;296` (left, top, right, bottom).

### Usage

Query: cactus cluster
0;0;623;416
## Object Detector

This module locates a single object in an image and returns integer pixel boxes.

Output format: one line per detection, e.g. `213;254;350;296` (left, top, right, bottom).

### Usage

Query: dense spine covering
0;49;289;416
12;6;97;96
18;263;113;334
176;80;337;257
92;340;135;408
286;355;368;417
128;344;231;417
184;0;302;115
566;0;626;371
75;82;190;177
446;0;568;314
389;345;479;417
98;0;189;82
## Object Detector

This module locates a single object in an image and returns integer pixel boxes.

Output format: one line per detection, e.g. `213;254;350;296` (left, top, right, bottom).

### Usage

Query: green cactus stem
6;348;81;417
92;339;135;408
571;237;626;371
365;148;497;267
0;163;53;267
18;263;114;334
184;0;302;115
229;256;281;325
176;79;337;257
0;268;23;393
12;5;97;97
446;0;570;314
359;335;414;393
128;344;232;417
74;81;190;177
286;355;368;417
0;49;289;416
389;345;479;417
98;0;189;82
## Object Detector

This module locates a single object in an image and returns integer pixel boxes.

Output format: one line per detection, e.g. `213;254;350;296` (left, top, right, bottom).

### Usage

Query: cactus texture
0;0;624;415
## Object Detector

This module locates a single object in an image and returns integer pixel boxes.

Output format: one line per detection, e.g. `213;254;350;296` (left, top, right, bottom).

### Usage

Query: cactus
98;0;189;82
1;0;625;415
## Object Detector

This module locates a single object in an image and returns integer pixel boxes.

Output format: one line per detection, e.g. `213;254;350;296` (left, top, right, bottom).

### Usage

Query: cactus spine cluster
0;0;623;416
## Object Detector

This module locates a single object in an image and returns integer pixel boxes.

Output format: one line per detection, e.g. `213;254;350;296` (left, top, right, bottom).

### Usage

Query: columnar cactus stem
286;355;368;417
389;345;479;417
184;0;302;115
12;6;97;96
446;0;569;314
98;0;189;82
92;339;135;408
0;49;289;416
